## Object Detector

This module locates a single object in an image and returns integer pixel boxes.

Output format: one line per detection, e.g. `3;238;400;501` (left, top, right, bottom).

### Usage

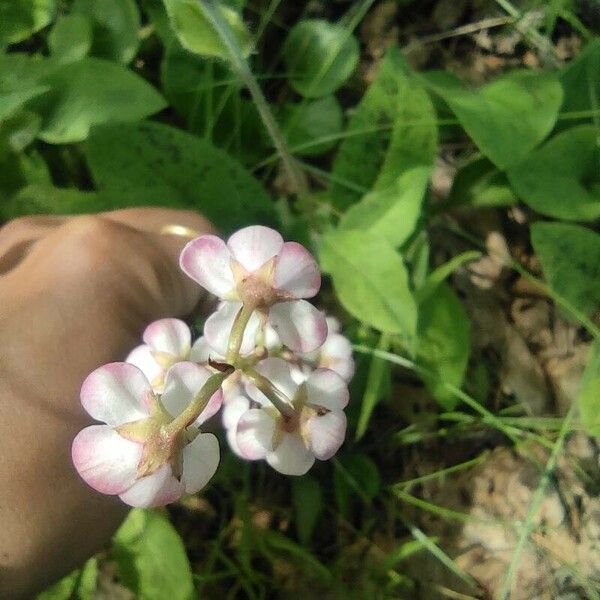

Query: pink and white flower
301;317;355;383
126;318;208;393
235;358;349;475
179;225;327;354
72;362;222;508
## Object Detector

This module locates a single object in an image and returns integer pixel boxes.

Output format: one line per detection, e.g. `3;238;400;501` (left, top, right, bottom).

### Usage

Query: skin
0;208;213;599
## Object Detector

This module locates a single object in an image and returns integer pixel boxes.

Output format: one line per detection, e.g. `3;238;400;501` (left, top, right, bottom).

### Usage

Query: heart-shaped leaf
508;125;600;221
423;69;562;169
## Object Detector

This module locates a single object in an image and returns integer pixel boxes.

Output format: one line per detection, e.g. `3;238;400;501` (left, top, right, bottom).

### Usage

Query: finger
0;215;67;275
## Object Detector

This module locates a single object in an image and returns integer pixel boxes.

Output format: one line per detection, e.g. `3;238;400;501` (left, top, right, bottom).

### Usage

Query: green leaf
340;166;430;248
162;0;251;59
282;95;343;156
416;283;470;410
531;221;600;318
0;151;50;205
507;125;600;221
355;333;391;440
291;476;323;545
36;558;97;600
331;48;437;209
0;53;52;120
85;121;277;232
578;339;600;437
448;156;516;208
3;183;100;218
282;19;359;98
559;39;600;129
320;230;417;339
422;69;563;169
72;0;140;64
415;251;481;303
334;453;380;517
0;110;41;153
31;57;166;143
114;509;194;600
48;13;92;63
160;43;266;163
0;0;56;46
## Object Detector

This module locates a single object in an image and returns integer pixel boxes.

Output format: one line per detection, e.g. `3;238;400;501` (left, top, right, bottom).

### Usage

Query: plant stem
244;367;295;418
198;0;308;197
164;370;232;436
226;304;255;364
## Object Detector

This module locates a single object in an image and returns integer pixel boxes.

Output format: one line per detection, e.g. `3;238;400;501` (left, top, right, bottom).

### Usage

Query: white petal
305;368;349;410
189;336;219;363
227;225;283;272
306;410;346;460
236;408;276;459
325;316;341;334
126;345;164;392
143;318;191;357
255;357;299;401
180;235;236;298
204;301;260;356
266;433;315;476
80;363;152;426
222;394;250;430
274;242;321;298
161;362;219;424
226;426;244;458
268;300;328;353
118;464;184;508
320;333;355;382
71;425;142;495
182;433;220;494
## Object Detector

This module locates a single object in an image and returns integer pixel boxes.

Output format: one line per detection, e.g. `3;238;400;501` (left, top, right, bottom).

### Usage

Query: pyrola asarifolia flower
179;225;327;353
235;358;349;475
126;318;207;393
300;317;355;383
72;362;221;507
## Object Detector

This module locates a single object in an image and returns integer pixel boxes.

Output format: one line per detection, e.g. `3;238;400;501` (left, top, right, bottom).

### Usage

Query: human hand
0;208;213;598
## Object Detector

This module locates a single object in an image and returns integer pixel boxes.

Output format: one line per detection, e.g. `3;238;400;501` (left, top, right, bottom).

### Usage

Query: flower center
238;274;280;310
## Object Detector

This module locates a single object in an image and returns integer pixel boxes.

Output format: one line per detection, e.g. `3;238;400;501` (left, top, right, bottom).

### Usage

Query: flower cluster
72;226;354;507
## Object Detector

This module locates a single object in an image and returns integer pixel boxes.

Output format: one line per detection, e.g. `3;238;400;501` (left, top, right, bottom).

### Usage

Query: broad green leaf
3;184;100;218
282;95;343;156
334;453;380;518
282;19;359;98
416;283;470;410
85;121;277;232
559;39;600;129
0;111;41;153
331;48;437;209
448;156;516;208
507;125;600;221
0;151;50;205
340;166;430;248
291;476;323;545
31;57;166;143
48;13;92;62
72;0;140;64
114;509;194;600
422;69;563;169
355;333;391;440
578;339;600;437
320;230;417;339
162;0;251;59
0;0;56;46
531;222;600;318
0;53;53;120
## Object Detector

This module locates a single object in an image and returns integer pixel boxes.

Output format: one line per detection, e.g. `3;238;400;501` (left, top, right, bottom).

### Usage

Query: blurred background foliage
2;0;600;598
